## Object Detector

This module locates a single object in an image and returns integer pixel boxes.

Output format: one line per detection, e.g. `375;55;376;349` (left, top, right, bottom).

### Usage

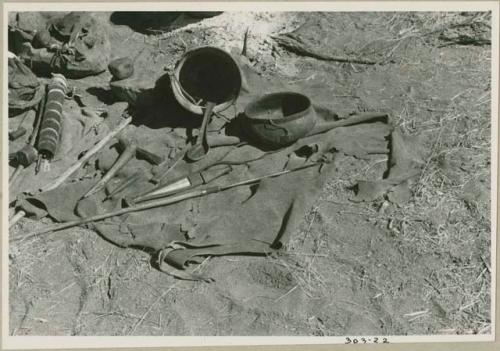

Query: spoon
186;101;216;162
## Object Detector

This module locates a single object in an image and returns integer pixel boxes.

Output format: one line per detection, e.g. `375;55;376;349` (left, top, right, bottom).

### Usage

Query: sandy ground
8;11;491;336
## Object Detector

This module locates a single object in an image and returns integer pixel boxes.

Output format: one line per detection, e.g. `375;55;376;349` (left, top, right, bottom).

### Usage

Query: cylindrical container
37;74;67;159
170;47;242;115
242;92;317;149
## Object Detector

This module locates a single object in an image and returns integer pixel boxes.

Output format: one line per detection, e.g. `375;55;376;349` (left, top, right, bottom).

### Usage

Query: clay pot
243;92;316;149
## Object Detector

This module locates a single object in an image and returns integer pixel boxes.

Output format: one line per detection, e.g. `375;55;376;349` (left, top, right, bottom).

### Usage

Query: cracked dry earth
9;11;492;336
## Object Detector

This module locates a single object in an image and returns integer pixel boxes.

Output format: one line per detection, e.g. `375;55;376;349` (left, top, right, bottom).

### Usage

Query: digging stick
14;163;319;242
16;188;211;242
306;112;389;136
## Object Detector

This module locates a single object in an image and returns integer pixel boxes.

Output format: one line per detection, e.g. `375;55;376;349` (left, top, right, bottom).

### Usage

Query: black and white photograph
3;1;498;348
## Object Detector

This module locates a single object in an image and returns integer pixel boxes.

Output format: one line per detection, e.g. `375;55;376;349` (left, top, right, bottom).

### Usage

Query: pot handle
266;119;290;137
267;120;299;145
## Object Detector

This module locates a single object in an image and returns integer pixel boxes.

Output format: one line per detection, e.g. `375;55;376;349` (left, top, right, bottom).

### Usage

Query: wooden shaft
197;102;215;148
9;110;30;141
9;127;27;141
10;210;26;229
186;101;215;161
105;171;143;200
9;165;25;184
83;142;137;198
208;135;241;147
136;147;163;165
13;163;319;243
306;112;389;136
151;146;189;184
28;87;47;147
40;117;132;193
15;187;213;242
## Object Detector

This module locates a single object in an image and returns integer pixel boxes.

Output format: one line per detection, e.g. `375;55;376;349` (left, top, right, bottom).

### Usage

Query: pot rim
244;91;313;124
170;46;242;115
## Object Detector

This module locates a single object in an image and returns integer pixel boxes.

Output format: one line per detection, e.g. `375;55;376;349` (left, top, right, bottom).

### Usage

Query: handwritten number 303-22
345;337;389;344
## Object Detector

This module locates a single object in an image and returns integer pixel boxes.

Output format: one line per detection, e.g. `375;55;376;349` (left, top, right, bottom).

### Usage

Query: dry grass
266;11;492;335
377;13;491;334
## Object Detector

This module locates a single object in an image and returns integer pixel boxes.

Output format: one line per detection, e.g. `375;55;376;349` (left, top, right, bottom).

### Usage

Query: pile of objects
8;12;426;281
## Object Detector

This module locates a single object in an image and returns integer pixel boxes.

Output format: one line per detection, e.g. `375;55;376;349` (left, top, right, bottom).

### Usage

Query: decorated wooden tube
37;74;67;159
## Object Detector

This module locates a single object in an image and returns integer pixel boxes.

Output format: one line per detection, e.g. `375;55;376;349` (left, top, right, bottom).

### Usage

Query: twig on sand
404;309;429;317
422;14;490;38
334;210;424;223
128;285;176;335
459;299;480;312
274;285;298;302
282;252;329;258
93;310;141;320
408;313;430;322
271;36;377;65
303;208;318;242
127;257;210;334
480;255;491;273
413;121;445;196
478;324;491;334
424;277;442;295
242;27;250;57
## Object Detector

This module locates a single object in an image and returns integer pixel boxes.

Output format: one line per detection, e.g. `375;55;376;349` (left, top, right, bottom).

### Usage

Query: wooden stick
29;87;47;147
242;27;250;57
103;171;143;201
13;163;318;243
272;36;378;65
306;112;389;136
10;210;26;229
82;141;137;199
13;188;212;242
151;146;190;184
9;165;25;184
40;117;132;193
